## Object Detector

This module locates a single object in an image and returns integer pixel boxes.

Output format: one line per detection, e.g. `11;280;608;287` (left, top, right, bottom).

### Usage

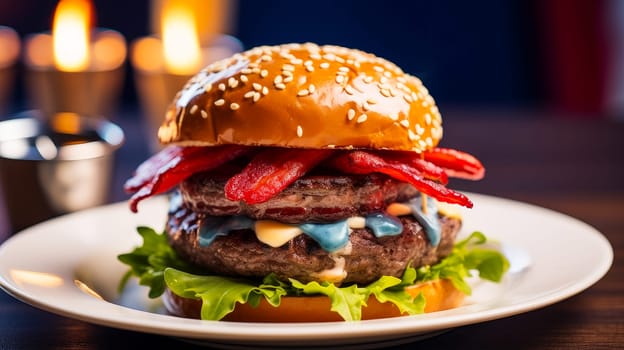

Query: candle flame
52;0;92;71
161;3;201;75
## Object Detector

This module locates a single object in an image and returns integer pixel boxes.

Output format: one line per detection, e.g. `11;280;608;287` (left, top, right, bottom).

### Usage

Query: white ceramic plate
0;194;613;349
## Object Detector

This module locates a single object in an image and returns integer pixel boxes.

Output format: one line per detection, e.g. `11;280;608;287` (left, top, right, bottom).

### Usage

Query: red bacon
328;150;473;208
224;148;334;204
424;148;485;180
125;145;249;212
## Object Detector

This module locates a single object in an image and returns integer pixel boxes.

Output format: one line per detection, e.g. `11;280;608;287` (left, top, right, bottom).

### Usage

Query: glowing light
161;3;201;75
10;270;64;287
52;0;92;71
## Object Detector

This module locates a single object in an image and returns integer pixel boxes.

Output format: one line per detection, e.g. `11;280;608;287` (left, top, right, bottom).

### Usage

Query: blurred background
1;0;623;117
0;0;622;235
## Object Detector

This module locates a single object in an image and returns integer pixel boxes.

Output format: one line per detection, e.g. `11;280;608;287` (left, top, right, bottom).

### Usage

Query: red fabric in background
539;0;611;115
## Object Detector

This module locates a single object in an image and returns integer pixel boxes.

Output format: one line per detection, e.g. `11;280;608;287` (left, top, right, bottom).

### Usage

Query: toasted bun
162;279;464;322
158;43;442;152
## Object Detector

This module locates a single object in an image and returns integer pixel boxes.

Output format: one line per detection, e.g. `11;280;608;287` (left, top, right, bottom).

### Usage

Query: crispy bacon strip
225;148;334;204
375;150;449;184
328;150;473;208
424;148;485;180
126;145;249;212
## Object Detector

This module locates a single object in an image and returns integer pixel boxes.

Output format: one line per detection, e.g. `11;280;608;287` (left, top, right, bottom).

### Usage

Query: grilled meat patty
180;172;420;224
166;170;462;284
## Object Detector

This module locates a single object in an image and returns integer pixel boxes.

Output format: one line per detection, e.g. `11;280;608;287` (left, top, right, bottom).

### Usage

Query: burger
119;43;508;322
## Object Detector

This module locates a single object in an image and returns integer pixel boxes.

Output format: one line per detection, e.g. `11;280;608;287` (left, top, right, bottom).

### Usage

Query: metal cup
0;111;124;234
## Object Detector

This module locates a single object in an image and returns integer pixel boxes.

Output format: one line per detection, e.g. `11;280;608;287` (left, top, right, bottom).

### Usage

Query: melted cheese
311;255;347;284
437;202;462;220
254;220;302;247
386;203;412;216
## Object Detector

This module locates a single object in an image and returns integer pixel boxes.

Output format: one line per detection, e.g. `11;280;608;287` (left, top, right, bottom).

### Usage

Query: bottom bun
163;279;465;322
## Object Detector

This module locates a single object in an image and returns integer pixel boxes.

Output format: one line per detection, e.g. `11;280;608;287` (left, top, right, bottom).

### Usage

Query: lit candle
23;0;127;118
131;0;242;150
0;26;20;115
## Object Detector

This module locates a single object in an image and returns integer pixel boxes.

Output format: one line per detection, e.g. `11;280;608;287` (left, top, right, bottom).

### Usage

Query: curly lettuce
118;228;509;321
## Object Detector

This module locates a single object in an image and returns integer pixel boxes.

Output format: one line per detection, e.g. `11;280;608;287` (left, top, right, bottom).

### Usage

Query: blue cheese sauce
408;196;441;246
196;195;441;251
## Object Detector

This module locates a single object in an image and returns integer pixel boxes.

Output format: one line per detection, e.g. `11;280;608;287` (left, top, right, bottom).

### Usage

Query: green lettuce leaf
117;226;195;297
164;268;287;320
118;228;509;321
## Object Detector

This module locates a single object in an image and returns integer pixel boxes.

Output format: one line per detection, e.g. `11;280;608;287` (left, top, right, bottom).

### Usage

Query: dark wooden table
1;111;623;349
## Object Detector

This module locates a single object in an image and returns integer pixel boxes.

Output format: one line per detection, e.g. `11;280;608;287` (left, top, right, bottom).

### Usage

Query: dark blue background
1;0;544;110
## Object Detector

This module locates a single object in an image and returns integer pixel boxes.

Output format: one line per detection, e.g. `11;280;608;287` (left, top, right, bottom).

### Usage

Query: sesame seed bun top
158;43;443;152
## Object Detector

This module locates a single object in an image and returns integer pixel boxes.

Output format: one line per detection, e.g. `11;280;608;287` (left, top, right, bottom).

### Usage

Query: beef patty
166;202;461;285
180;172;420;223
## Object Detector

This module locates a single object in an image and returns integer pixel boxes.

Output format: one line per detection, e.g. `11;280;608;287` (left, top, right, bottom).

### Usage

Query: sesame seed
290;58;303;65
190;105;198;114
283;76;294;83
218;83;226;91
403;94;413;103
282;70;293;77
242;68;252;74
275;83;286;90
244;91;255;98
421;101;429;107
240;75;248;83
339;66;349;73
400;119;410;128
425;137;433;147
363;76;374;84
214;99;225;106
320;62;330;69
383;71;392;78
228;77;239;88
260;69;269;78
362;102;370;111
347;109;356;120
374;66;384;73
297;89;310;96
306;65;314;72
357;114;368;123
336;75;345;84
297;125;303;137
262;86;269;95
310;53;322;60
380;76;388;84
252;67;261;74
204;83;213;92
274;75;283;84
390;113;399;121
200;110;208;119
282;64;295;71
416;124;425;135
367;98;377;105
308;84;316;93
261;54;272;62
230;103;240;110
345;85;355;95
335;56;345;63
253;92;261;102
253;83;262;91
408;129;418;141
425;113;432;125
380;89;391;97
304;60;313;66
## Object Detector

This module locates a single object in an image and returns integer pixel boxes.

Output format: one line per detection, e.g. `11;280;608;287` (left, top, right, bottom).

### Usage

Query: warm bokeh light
161;3;201;75
10;270;64;288
52;0;93;71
